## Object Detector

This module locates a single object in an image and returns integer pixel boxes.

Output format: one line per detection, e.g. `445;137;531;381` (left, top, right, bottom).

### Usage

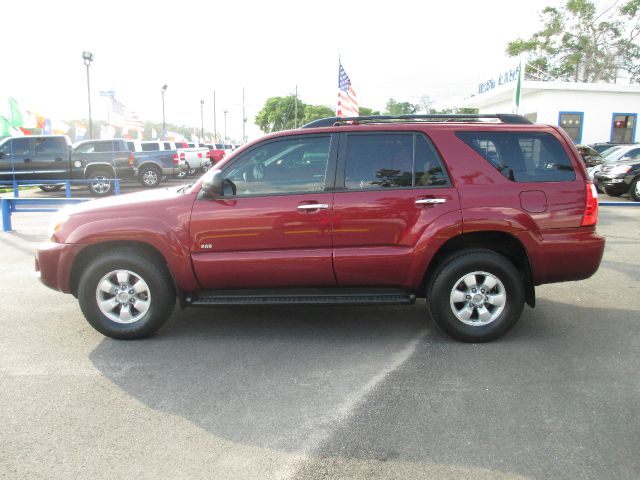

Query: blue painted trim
599;201;640;206
610;113;638;143
558;111;584;143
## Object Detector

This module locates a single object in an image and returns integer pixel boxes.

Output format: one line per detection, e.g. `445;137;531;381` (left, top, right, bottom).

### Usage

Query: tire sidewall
428;251;524;342
630;178;640;202
88;170;113;197
78;251;175;339
139;166;161;188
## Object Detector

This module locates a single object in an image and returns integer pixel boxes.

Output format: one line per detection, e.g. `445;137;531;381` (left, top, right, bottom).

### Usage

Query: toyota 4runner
36;114;605;342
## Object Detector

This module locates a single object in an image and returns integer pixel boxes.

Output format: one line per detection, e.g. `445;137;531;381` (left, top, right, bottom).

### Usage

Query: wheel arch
422;231;535;307
137;161;162;172
69;240;178;299
84;163;115;178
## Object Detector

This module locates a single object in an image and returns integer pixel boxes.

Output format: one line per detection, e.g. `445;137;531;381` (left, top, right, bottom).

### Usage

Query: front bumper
35;241;87;294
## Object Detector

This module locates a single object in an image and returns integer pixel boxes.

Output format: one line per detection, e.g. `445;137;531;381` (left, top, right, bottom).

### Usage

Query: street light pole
213;90;217;143
200;99;204;140
161;84;167;140
82;51;94;139
224;110;228;142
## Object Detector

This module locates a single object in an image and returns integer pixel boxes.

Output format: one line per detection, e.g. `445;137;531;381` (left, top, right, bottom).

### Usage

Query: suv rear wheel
427;249;524;342
138;165;162;188
78;249;175;339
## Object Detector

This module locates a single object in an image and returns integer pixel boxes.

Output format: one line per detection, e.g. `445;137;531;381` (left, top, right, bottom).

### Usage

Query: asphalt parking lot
0;201;638;480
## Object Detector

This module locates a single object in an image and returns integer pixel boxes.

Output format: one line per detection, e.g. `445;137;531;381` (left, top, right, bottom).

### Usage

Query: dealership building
464;76;640;145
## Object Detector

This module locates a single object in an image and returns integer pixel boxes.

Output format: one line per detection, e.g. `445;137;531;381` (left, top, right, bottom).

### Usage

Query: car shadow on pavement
89;299;640;479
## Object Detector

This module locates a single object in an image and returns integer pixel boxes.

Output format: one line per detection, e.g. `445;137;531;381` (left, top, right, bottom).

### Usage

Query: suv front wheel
427;250;525;342
78;249;176;339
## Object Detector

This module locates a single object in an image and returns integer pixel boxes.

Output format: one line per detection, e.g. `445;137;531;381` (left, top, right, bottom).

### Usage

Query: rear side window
34;137;67;155
127;142;135;152
141;143;159;151
456;131;575;182
344;133;449;190
163;142;171;150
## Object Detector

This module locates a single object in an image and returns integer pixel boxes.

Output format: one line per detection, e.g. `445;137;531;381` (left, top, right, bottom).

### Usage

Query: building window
611;113;637;144
558;112;583;143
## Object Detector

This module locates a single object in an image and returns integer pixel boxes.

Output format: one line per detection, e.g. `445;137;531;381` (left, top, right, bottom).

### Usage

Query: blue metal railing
0;178;120;198
1;197;90;232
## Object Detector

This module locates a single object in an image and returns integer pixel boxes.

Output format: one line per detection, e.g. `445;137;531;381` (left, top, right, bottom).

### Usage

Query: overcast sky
3;0;562;141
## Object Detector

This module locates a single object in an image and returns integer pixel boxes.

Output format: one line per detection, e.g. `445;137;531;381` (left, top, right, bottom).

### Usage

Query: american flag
110;97;144;130
337;62;359;117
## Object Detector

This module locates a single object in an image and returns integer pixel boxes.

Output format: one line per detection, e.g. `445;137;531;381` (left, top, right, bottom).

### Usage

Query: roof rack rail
301;114;533;128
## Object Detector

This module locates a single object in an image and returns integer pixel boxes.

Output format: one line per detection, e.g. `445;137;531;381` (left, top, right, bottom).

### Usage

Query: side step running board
187;288;416;306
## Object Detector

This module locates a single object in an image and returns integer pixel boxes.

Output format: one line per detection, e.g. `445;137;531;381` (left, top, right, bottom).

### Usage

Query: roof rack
301;114;533;128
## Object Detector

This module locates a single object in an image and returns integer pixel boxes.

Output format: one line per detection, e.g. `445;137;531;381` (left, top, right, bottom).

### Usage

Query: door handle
54;157;63;161
297;203;329;210
415;198;447;205
24;158;32;163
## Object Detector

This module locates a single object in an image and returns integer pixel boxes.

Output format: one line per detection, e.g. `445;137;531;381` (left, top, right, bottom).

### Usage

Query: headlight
609;165;632;176
48;209;71;240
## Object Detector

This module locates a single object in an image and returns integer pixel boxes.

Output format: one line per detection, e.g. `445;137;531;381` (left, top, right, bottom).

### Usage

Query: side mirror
202;169;224;196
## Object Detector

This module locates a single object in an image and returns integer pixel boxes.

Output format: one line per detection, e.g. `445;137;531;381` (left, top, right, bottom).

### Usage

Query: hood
64;184;194;216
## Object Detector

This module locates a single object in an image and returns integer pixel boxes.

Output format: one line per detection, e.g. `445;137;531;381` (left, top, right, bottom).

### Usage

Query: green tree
385;98;421;115
430;107;479;115
255;95;304;133
506;0;640;83
358;106;381;116
301;105;335;125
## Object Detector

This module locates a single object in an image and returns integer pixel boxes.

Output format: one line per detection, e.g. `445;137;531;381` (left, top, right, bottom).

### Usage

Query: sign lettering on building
478;66;520;95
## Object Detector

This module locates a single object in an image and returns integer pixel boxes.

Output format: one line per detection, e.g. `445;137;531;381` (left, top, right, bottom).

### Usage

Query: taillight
180;152;186;161
128;152;134;166
172;153;179;165
581;182;598;227
198;152;202;158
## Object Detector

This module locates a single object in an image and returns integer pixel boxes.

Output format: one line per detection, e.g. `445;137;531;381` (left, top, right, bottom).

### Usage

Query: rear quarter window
456;131;576;182
141;143;160;151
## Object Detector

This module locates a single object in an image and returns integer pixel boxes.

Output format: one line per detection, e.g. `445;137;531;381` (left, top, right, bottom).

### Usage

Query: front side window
456;131;576;182
344;133;449;190
223;136;330;196
163;142;171;150
93;142;114;153
3;138;31;156
559;112;583;143
74;142;95;154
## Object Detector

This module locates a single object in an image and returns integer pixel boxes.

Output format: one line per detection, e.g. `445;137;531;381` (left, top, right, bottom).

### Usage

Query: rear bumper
518;228;605;285
35;241;87;294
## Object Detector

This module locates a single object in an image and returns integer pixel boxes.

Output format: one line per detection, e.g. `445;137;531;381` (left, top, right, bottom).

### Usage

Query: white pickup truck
140;141;209;177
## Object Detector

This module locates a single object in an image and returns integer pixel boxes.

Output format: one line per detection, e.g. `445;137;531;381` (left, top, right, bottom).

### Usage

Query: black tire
427;249;525;343
604;187;623;197
138;165;162;188
77;249;175;339
87;169;114;197
629;177;640;202
39;184;64;192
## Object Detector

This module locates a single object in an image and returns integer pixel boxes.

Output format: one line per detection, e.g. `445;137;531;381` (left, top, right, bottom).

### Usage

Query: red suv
36;114;605;342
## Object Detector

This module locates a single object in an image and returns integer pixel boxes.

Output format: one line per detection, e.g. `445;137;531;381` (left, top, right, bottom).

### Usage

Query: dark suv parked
36;114;604;342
